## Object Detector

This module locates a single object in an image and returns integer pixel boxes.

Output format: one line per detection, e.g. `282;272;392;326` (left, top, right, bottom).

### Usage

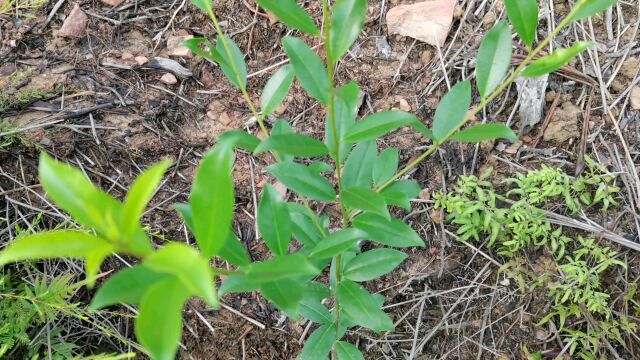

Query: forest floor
1;0;640;359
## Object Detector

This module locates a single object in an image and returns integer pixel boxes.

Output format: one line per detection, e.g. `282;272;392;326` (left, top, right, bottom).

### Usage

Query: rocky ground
1;0;640;358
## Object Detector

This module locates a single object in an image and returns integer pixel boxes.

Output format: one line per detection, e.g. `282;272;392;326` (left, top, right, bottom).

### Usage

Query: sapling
0;0;618;358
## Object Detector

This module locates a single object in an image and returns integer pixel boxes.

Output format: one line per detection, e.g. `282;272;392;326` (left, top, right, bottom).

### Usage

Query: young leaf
504;0;538;48
380;179;421;210
335;341;365;360
521;42;591;77
342;110;425;142
256;0;320;35
476;21;513;98
267;162;336;201
135;277;189;360
341;187;390;220
190;0;212;15
0;230;114;284
261;65;295;117
260;278;303;319
309;228;368;259
330;0;366;59
271;119;296;162
89;265;169;310
246;254;320;282
218;275;260;296
288;203;325;246
432;80;472;141
297;325;337;360
217;130;261;152
254;133;330;157
258;184;292;256
38;153;132;245
337;280;394;332
144;243;218;308
219;232;251;267
343;249;408;282
122;160;171;234
283;36;330;104
342;140;377;189
452;123;517;142
373;148;399;186
570;0;617;22
190;143;234;258
353;213;424;248
215;35;248;90
182;37;215;62
300;282;332;324
326;81;360;163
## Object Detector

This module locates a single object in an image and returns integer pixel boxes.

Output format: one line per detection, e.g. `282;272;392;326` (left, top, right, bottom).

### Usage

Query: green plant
435;163;632;358
0;0;619;358
0;272;78;358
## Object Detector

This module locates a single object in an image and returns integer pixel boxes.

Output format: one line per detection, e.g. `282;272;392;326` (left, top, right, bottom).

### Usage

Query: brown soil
2;0;640;359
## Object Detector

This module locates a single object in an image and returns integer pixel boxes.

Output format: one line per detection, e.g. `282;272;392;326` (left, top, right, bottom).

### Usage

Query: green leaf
300;282;332;324
335;341;365;360
182;37;215;62
258;184;292;255
271;119;295;162
189;0;212;15
330;0;366;59
309;228;368;259
144;243;218;308
0;230;114;284
122;160;171;234
337;280;394;332
432;81;472;141
283;36;330;104
570;0;617;21
256;0;320;35
297;325;337;360
246;254;320;282
219;232;251;267
135;277;189;360
373;148;398;186
327;81;360;163
476;21;512;98
342;187;390;220
260;278;303;319
261;65;295;116
89;265;169;310
309;161;334;173
381;179;421;210
267;162;336;201
211;35;248;90
344;249;408;282
521;42;591;77
342;140;377;189
190;143;234;258
353;213;424;248
452;123;517;142
217;130;261;152
255;133;330;157
218;275;260;296
288;203;325;246
504;0;538;48
342;111;426;142
38;154;136;248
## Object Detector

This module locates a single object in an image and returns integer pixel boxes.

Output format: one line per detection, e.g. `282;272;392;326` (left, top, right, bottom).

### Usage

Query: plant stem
377;13;574;193
206;7;270;139
320;1;349;357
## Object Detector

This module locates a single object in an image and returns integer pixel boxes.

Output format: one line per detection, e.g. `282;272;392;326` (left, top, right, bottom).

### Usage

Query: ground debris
58;4;88;38
386;0;456;47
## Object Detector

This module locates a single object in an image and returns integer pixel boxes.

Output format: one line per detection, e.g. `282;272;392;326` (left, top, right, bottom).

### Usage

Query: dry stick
575;91;594;176
415;262;491;354
531;92;561;148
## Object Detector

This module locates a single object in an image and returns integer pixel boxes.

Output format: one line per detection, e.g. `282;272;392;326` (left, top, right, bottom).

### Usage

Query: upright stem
320;1;349;357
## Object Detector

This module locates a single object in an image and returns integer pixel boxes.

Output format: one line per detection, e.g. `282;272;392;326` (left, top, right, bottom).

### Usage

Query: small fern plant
0;0;617;358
